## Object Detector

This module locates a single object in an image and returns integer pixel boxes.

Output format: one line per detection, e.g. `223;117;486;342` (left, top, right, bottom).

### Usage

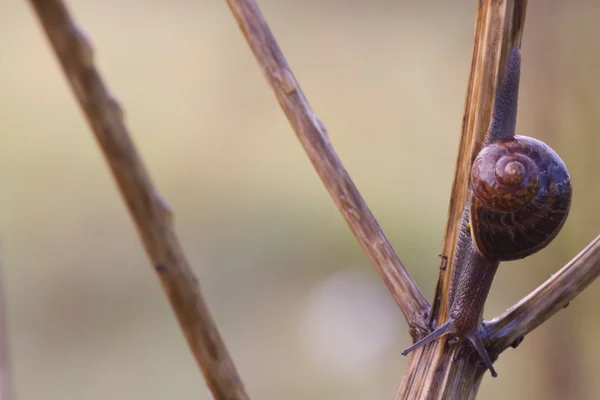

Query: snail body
401;47;572;378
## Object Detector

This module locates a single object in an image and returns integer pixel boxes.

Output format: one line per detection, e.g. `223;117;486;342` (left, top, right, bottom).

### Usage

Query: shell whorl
470;135;572;261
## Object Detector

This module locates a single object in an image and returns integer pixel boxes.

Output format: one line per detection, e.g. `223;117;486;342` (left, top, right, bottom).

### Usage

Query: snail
470;135;572;261
401;47;572;377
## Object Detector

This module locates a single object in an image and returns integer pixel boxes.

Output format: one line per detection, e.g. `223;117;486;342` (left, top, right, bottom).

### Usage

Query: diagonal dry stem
26;1;249;399
485;235;600;353
223;0;430;329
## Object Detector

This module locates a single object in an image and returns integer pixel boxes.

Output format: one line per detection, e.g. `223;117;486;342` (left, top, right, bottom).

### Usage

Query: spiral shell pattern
470;136;572;261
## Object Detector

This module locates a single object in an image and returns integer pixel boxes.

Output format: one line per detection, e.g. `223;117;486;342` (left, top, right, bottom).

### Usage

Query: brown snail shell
470;135;572;261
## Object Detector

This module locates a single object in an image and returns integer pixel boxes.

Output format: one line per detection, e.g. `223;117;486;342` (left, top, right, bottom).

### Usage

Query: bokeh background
1;1;599;399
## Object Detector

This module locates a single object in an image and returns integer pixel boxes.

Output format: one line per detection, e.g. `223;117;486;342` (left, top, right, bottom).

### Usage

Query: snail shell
470;135;572;261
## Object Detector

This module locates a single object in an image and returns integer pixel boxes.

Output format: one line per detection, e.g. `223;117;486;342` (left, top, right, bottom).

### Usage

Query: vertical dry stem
0;257;10;400
429;0;528;329
397;2;528;398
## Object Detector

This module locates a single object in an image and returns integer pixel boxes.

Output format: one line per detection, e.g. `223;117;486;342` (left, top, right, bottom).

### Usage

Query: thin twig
26;1;249;399
223;0;430;331
485;235;600;353
0;252;10;400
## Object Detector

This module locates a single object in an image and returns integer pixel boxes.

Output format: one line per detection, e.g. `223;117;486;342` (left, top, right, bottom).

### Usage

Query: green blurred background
1;0;599;399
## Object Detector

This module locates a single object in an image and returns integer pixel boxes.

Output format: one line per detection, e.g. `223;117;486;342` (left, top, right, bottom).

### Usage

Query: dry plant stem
430;0;528;328
0;258;11;400
398;2;528;399
485;234;600;353
224;0;430;329
27;1;249;399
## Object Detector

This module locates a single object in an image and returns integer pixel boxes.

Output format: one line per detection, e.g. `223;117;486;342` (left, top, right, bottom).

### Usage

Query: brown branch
0;255;11;400
429;0;528;331
398;1;529;398
485;235;600;353
26;1;249;399
223;0;430;329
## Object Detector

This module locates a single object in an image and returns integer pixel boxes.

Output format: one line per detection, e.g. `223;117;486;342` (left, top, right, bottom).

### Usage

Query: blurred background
0;0;599;399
